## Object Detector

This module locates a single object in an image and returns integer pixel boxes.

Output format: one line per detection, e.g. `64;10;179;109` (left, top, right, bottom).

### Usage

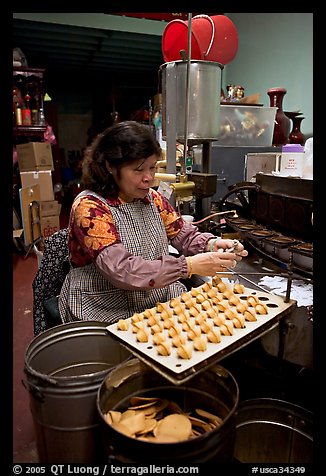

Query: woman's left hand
208;238;248;265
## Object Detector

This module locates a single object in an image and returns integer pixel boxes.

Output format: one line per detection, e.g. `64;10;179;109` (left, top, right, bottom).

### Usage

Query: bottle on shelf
21;107;32;125
13;86;22;126
21;93;32;126
31;106;39;125
24;92;31;109
15;102;22;125
38;107;46;126
33;93;43;125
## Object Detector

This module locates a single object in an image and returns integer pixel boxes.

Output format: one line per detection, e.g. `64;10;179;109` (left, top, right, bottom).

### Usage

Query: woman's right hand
190;251;240;276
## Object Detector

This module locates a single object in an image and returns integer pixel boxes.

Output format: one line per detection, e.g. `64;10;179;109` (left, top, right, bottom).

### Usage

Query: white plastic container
280;144;305;177
302;137;313;179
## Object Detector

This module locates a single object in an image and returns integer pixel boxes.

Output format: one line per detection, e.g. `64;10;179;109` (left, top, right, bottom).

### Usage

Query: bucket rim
160;59;224;69
23;363;113;387
236;397;313;418
96;358;239;446
23;321;121;387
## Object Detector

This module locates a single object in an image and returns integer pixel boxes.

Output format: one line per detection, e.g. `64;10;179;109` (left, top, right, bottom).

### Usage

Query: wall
42;13;313;149
224;13;313;137
46;72;159;154
45;86;94;167
58;113;92;161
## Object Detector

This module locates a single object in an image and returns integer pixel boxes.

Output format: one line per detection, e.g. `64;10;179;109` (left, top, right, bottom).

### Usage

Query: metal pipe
216;268;276;295
284;277;293;303
181;12;192;175
216;267;312;301
284;254;294;303
193;209;238;225
215;270;311;280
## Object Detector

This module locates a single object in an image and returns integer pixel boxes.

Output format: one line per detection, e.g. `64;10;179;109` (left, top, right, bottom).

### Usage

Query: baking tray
106;283;296;385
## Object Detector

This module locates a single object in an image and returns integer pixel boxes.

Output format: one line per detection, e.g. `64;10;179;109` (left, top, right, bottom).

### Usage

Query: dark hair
82;121;161;197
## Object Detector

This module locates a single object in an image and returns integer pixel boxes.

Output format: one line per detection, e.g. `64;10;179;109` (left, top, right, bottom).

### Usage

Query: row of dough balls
117;277;268;359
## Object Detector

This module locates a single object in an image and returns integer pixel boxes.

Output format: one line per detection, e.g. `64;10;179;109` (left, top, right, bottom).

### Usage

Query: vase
267;87;291;146
288;116;305;145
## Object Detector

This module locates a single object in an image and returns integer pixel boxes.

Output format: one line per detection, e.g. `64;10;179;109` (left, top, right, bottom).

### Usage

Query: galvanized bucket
23;321;131;463
234;398;313;463
161;60;223;143
97;358;239;463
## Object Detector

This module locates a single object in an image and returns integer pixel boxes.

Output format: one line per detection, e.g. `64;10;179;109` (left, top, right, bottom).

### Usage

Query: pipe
193;210;238;225
218;268;277;295
181;12;193;175
154;173;176;182
170;182;195;193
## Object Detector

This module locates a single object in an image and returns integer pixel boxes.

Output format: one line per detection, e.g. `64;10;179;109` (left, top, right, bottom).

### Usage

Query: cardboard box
40;215;60;239
245;152;279;181
39;200;60;217
16;142;54;171
19;185;61;244
20;170;54;202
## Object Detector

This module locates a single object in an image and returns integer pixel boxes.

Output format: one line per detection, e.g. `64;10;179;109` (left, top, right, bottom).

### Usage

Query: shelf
13;126;47;136
13;66;46;135
13;66;45;78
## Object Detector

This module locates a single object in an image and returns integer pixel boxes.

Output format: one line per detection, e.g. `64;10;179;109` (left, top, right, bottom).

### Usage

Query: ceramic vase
267;87;291;146
288;116;305;145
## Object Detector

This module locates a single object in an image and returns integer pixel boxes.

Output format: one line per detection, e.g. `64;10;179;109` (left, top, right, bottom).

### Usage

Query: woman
59;121;248;324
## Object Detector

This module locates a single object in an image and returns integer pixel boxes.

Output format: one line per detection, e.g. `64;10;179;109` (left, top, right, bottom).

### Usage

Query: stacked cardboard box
17;142;61;241
16;142;54;172
20;170;54;202
39;200;61;239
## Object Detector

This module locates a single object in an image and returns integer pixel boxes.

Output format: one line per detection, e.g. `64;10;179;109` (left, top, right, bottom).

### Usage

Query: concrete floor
13;251;39;463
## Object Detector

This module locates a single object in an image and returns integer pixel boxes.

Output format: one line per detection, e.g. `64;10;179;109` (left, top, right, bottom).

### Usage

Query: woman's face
109;154;158;202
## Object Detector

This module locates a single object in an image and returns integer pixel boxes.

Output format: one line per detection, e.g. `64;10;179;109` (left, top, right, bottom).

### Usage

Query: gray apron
59;190;186;324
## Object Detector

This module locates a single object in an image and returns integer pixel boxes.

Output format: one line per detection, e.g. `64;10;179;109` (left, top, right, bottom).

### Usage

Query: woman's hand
190;250;244;277
207;238;248;263
187;239;249;276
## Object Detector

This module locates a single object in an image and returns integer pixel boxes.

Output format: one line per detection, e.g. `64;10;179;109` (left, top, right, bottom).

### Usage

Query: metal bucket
234;398;313;463
161;60;222;143
97;358;239;463
23;321;131;463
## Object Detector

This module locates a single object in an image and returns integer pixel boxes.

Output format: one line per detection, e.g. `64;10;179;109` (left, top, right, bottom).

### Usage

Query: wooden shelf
13;66;46;137
13;125;47;136
13;66;45;78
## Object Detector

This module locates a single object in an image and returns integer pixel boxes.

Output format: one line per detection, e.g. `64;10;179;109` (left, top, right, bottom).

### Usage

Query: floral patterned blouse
68;188;184;267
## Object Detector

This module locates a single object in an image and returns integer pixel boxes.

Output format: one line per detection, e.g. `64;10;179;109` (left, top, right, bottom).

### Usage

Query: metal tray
106;283;296;385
